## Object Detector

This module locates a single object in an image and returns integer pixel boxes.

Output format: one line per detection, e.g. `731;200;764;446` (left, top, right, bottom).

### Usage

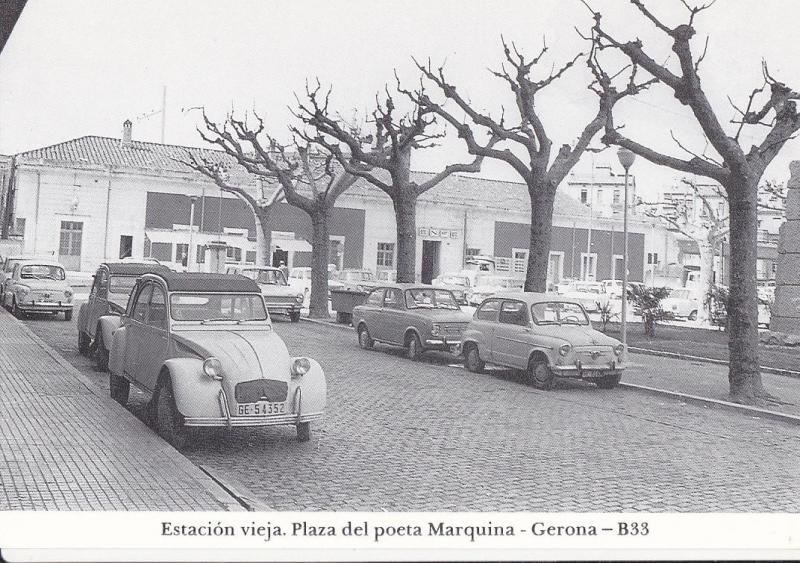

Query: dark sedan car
352;284;472;360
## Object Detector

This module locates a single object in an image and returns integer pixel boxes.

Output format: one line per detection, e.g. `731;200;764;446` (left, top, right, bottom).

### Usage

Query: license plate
237;401;286;416
41;294;52;302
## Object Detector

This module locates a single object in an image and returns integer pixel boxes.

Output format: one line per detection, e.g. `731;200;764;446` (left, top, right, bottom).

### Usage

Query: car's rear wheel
93;333;110;372
528;357;555;390
595;373;622;389
406;333;423;361
78;331;91;355
109;372;130;405
64;310;72;322
464;344;485;374
297;421;311;442
156;378;189;449
358;325;374;350
289;311;301;323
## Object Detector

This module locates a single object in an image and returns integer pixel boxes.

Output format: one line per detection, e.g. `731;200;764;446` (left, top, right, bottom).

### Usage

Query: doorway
272;249;288;268
119;235;133;259
59;221;83;271
421;240;441;284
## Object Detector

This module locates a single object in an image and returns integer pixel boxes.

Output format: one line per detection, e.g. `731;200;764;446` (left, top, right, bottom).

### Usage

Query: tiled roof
15;135;589;216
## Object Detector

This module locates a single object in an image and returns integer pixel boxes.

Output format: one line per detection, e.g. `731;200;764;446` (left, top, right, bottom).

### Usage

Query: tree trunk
697;238;715;325
524;185;556;292
393;194;418;283
309;206;332;319
254;210;272;267
725;174;765;404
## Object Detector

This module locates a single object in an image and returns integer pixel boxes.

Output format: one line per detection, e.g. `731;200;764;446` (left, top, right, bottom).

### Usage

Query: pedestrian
279;260;289;279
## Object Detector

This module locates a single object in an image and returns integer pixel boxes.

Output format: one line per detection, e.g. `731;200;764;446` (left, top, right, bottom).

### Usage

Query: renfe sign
419;227;460;239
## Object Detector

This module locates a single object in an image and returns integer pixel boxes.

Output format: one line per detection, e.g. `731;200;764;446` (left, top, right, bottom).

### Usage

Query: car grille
575;346;613;366
442;323;467;336
235;379;288;403
264;296;297;307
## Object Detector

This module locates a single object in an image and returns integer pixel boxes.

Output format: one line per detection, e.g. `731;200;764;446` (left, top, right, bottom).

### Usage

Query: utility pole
160;85;166;144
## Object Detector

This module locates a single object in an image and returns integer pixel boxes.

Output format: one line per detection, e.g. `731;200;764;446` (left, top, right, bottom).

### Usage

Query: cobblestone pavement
22;305;800;511
0;307;241;510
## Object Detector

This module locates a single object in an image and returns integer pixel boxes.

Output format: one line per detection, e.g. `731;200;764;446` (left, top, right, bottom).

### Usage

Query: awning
273;239;312;253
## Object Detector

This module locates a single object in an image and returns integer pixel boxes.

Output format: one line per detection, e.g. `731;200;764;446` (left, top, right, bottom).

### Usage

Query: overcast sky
1;0;798;198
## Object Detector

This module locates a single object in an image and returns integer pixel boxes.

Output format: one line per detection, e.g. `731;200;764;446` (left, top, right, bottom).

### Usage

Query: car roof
16;259;64;268
237;266;280;271
486;291;583;305
102;262;171;276
142;271;260;293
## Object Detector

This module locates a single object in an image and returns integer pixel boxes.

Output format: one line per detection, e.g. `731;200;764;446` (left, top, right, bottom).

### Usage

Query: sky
1;0;799;199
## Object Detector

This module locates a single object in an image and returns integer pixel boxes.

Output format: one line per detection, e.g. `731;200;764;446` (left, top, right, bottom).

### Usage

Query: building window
580;189;588;204
647;252;659;265
613;190;621;205
245;250;257;264
13;218;25;237
377;242;395;267
59;221;83;270
150;242;172;262
196;245;206;264
226;246;242;263
175;243;189;267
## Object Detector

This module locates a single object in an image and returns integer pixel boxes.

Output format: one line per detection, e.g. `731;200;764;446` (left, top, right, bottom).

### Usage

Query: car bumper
265;303;303;314
184;411;324;427
552;364;624;379
425;338;462;353
18;301;73;313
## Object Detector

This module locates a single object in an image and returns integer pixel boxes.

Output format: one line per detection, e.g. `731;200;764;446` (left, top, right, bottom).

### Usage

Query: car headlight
431;323;441;336
202;357;224;381
17;285;30;297
614;344;625;357
291;357;311;377
558;344;572;357
295;294;304;303
64;289;73;302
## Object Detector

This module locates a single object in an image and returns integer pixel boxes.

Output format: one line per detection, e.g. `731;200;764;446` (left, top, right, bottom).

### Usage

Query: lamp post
617;148;636;358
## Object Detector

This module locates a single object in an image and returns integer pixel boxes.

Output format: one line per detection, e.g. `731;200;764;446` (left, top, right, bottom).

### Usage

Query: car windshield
574;283;602;293
340;270;374;282
670;289;691;299
530;301;590;326
243;269;287;285
404;288;460;310
476;275;517;288
170;293;268;322
20;264;65;280
109;275;138;293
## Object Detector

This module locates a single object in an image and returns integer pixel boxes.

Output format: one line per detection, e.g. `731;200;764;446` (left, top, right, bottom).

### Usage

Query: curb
300;316;800;425
2;308;246;512
628;346;800;380
619;382;800;426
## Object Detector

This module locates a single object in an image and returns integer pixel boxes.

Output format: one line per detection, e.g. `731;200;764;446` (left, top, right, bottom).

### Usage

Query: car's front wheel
464;344;485;374
64;310;72;322
595;373;621;389
528;357;555;390
94;333;109;372
10;298;21;319
156;378;189;449
406;333;423;361
289;311;301;323
358;325;374;350
297;421;311;442
78;331;91;355
109;372;130;405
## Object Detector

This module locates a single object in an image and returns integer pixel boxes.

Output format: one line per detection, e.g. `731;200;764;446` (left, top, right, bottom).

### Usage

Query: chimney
121;119;132;147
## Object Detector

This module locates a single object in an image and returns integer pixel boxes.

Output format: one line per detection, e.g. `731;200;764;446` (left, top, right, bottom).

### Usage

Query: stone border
4;308;246;511
628;346;800;379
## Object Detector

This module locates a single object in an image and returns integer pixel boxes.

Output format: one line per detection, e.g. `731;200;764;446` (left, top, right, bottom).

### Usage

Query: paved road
21;304;800;511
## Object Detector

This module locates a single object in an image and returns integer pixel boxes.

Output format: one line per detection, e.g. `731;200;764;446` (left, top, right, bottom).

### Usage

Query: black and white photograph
0;0;798;560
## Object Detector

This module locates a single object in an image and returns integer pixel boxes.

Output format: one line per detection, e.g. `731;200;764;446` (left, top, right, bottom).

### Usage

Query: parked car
2;259;74;320
600;279;624;298
661;288;700;320
104;271;326;447
77;261;171;369
460;293;625;390
376;270;397;283
288;266;345;302
432;272;473;304
336;268;378;292
468;274;525;306
352;284;471;360
562;281;609;313
0;254;53;302
226;265;304;322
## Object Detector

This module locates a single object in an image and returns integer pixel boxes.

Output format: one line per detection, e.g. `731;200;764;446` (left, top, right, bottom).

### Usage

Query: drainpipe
103;166;112;260
462;207;468;266
33;170;41;254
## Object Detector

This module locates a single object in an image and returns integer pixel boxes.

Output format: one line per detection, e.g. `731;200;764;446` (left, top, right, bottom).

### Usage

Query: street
20;304;800;511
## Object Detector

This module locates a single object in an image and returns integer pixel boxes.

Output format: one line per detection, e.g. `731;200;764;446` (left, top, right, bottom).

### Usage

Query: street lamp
617;148;636;359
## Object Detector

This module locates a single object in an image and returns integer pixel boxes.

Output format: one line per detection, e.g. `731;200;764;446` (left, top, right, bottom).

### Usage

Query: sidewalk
0;308;242;510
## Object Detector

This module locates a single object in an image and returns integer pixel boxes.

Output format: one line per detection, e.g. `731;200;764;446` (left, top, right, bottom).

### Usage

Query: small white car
661;288;700;320
562;281;609;313
3;259;74;320
226;265;304;322
461;293;625;390
468;274;524;306
600;279;624;298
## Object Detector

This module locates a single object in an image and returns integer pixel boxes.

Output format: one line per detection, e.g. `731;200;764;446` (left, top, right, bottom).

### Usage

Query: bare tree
410;39;654;291
292;81;493;283
643;178;728;323
186;111;357;319
585;0;800;405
